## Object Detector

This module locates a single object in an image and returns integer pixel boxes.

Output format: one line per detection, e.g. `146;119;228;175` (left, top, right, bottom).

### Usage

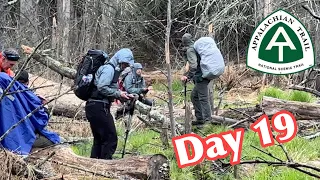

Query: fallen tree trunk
22;45;77;79
261;96;320;120
47;102;86;119
28;145;170;180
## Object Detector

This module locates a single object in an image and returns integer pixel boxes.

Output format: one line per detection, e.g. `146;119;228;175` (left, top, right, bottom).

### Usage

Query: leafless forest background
1;0;320;87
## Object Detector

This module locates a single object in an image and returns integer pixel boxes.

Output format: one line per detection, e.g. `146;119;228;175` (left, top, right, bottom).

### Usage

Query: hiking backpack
73;49;109;101
117;66;133;91
193;37;225;80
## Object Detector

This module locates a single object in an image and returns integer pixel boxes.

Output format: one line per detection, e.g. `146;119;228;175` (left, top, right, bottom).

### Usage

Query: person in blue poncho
0;72;60;155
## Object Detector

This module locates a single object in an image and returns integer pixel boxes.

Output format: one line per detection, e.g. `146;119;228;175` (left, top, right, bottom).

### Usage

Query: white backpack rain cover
194;37;225;80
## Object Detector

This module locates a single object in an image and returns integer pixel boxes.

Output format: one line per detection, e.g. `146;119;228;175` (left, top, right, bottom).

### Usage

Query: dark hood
182;33;194;47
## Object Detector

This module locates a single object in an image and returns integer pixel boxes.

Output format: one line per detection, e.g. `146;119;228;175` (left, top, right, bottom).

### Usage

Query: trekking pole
184;80;192;134
184;81;187;106
121;94;138;158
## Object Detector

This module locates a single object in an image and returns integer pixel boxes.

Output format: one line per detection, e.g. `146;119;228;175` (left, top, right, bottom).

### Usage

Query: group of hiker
0;32;225;160
74;33;224;160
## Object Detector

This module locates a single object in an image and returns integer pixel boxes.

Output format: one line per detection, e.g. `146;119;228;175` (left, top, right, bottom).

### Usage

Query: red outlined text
251;110;298;147
172;128;245;168
172;110;298;168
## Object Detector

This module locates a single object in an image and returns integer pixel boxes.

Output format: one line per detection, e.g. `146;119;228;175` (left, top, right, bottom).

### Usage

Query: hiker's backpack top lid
74;49;109;101
194;37;225;80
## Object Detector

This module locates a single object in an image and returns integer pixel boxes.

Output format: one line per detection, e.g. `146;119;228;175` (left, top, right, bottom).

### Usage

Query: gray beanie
133;63;142;69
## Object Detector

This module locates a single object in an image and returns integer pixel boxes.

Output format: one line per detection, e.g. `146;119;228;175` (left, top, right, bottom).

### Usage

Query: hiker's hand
120;91;130;100
127;94;135;99
181;76;188;82
142;88;149;94
37;94;48;104
147;86;153;91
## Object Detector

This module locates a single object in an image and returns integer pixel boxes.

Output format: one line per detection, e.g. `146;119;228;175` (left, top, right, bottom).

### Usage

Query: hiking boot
192;120;206;126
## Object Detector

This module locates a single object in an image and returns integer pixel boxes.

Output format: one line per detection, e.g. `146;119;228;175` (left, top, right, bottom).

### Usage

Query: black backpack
73;49;109;101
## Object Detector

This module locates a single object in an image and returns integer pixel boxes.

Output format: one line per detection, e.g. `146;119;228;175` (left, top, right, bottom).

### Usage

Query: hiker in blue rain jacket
0;72;60;156
85;48;135;160
115;63;154;120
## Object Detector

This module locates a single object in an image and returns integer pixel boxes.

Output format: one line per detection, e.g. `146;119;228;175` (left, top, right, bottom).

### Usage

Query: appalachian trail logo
247;9;315;75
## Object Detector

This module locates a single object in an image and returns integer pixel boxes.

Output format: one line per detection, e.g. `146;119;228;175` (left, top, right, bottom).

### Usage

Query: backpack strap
90;63;118;101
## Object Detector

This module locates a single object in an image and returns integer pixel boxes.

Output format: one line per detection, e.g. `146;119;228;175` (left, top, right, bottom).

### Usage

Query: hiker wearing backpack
180;33;225;126
114;63;154;119
84;48;135;160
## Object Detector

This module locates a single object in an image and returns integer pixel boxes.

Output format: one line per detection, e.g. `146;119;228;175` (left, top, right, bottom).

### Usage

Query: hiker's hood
133;63;142;71
108;48;135;67
182;33;194;47
133;63;142;77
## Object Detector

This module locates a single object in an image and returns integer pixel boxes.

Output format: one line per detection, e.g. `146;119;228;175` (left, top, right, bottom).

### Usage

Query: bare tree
165;0;176;137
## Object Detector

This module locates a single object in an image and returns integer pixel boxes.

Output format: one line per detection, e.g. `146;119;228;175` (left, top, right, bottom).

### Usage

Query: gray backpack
194;37;225;80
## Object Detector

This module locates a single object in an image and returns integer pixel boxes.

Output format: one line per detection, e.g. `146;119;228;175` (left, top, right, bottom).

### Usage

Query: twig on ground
250;145;283;162
137;116;161;133
228;113;262;129
229;108;256;122
155;95;169;104
272;134;293;162
49;159;112;178
35;152;56;168
227;119;249;129
238;160;320;178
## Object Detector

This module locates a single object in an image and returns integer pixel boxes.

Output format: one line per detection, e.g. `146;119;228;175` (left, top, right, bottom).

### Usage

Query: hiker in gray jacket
180;33;212;125
115;63;154;120
124;63;153;106
85;48;134;160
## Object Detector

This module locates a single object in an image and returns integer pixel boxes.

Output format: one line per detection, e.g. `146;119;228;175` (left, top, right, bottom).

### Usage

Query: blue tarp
0;72;60;155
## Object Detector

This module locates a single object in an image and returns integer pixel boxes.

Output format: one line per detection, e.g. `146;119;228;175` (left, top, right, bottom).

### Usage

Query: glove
142;88;149;94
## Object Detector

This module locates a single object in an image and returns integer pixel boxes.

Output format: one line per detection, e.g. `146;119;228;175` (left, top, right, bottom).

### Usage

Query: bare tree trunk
256;0;265;23
262;0;273;87
57;0;71;62
52;16;58;57
165;0;175;137
20;0;39;45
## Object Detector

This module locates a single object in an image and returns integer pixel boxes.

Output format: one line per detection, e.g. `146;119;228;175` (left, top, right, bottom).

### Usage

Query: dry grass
48;117;92;138
0;149;36;180
218;63;261;90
